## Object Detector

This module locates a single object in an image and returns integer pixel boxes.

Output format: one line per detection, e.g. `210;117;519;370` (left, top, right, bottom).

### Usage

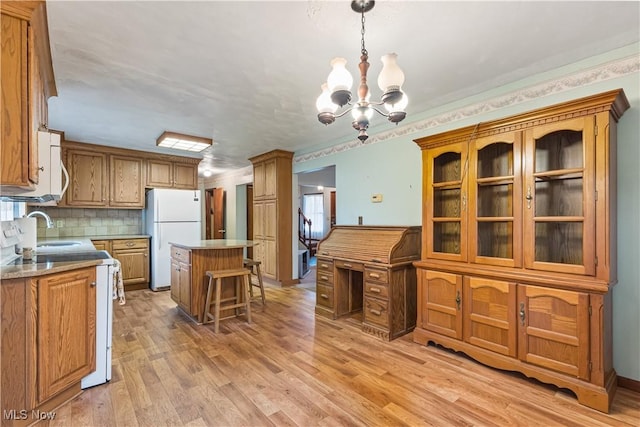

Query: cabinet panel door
463;276;517;357
173;163;197;189
264;200;277;239
37;268;96;403
517;285;590;380
253;202;265;238
418;269;462;339
146;160;173;188
170;258;180;304
423;143;468;262
469;132;522;267
113;248;149;285
179;262;191;312
66;150;108;206
253;162;265;198
110;155;144;207
1;14;31;188
263;159;277;198
523;116;595;276
263;239;277;276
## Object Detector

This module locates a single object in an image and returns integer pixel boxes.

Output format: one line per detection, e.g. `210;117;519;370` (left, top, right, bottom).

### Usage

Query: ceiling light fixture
315;0;407;142
156;131;212;152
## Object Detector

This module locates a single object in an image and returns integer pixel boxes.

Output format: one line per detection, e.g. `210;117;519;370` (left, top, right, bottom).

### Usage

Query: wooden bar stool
203;268;252;333
243;258;266;305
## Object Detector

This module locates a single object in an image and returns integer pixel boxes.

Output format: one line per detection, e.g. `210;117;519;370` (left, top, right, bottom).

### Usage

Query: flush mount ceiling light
315;0;408;142
156;131;212;152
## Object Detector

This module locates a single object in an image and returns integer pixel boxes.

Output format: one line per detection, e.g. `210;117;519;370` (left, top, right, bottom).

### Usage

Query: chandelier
315;0;408;142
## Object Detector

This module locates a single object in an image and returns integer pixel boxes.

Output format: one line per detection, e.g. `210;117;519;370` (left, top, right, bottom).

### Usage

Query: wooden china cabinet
413;89;629;413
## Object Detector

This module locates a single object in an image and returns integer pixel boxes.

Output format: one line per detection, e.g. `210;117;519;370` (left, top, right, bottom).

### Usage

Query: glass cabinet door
523;117;596;276
469;132;522;267
424;143;467;261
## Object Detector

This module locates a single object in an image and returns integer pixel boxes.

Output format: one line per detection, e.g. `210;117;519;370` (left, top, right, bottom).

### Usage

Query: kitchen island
168;239;255;323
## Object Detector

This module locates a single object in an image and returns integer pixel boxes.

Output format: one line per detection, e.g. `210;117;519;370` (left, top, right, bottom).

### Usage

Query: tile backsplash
29;207;143;238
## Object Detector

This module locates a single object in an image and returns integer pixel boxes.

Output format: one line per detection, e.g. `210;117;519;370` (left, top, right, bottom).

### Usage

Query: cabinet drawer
364;267;388;283
365;282;389;299
364;297;389;328
316;257;333;272
335;260;363;271
171;246;190;264
316;284;334;310
112;238;148;250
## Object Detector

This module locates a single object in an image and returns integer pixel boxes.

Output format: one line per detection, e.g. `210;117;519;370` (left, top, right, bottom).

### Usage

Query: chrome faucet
26;211;54;228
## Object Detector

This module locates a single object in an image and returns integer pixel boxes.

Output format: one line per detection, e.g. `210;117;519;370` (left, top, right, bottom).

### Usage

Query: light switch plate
371;194;383;203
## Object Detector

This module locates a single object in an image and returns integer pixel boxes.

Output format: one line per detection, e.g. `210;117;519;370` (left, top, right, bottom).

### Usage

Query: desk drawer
365;282;389;299
317;271;333;285
335;260;363;271
171;246;190;264
365;267;388;283
364;296;389;328
112;238;148;250
316;257;333;273
316;284;334;310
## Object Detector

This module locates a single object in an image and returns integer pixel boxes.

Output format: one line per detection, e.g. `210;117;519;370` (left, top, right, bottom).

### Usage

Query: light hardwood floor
49;270;639;427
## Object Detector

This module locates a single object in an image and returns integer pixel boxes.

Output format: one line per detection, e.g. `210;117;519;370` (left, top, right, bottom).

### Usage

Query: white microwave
0;131;69;203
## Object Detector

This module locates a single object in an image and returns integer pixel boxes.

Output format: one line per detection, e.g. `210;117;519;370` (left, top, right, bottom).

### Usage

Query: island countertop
169;239;256;250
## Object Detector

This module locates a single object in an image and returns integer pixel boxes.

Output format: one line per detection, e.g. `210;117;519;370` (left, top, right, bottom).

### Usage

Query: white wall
211;44;640;381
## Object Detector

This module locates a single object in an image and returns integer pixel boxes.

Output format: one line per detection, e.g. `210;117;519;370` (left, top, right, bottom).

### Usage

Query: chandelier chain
360;7;367;56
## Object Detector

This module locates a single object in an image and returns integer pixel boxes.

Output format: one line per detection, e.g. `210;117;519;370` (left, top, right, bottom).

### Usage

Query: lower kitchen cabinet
1;267;96;424
111;238;149;290
170;246;191;312
92;237;149;291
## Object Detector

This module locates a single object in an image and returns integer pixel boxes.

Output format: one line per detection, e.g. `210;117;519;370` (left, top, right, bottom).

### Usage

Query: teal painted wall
293;44;640;381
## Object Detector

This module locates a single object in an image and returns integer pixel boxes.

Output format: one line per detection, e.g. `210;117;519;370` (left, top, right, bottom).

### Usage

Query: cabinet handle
369;273;380;279
320;275;328;281
90;281;96;287
320;264;329;269
343;263;353;268
519;302;526;326
455;291;461;310
126;241;134;247
525;186;533;209
369;309;382;316
144;253;148;257
320;293;329;299
370;287;381;293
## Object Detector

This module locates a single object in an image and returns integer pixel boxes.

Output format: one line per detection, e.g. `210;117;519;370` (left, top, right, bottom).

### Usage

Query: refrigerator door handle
157;223;162;250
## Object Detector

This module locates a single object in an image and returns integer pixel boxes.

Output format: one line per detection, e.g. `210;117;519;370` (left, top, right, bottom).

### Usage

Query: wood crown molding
414;88;629;150
62;140;202;165
248;149;294;165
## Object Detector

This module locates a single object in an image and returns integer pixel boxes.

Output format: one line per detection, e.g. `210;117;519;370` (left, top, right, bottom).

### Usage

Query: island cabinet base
170;244;247;323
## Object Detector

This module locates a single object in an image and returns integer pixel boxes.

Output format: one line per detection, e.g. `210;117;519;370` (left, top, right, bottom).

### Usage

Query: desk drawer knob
320;275;328;281
369;309;382;316
370;287;381;293
369;273;380;279
320;294;329;299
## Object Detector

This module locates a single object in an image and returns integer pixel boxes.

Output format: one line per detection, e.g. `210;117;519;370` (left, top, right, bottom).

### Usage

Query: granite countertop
169;239;256;250
1;258;105;280
0;235;148;280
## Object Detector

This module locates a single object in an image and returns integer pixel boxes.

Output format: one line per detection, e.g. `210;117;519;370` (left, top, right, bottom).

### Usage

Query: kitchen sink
36;241;83;248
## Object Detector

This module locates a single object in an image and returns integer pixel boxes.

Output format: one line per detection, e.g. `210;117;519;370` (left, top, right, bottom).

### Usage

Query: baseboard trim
618;376;640;393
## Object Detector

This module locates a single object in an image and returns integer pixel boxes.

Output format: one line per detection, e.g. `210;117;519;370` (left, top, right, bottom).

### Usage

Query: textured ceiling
45;1;639;177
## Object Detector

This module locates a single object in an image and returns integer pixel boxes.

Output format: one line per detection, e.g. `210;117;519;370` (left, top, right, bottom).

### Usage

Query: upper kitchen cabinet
413;89;630;412
62;145;144;209
146;159;198;190
249;150;294;285
1;1;57;190
60;141;200;208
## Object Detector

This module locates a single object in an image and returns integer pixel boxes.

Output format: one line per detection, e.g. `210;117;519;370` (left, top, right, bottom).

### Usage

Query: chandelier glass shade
316;0;407;142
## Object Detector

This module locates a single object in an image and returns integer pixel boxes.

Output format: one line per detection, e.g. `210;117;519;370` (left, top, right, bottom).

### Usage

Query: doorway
205;188;226;239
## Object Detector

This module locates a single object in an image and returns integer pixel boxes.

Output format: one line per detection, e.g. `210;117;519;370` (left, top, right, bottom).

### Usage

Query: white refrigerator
145;189;202;291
